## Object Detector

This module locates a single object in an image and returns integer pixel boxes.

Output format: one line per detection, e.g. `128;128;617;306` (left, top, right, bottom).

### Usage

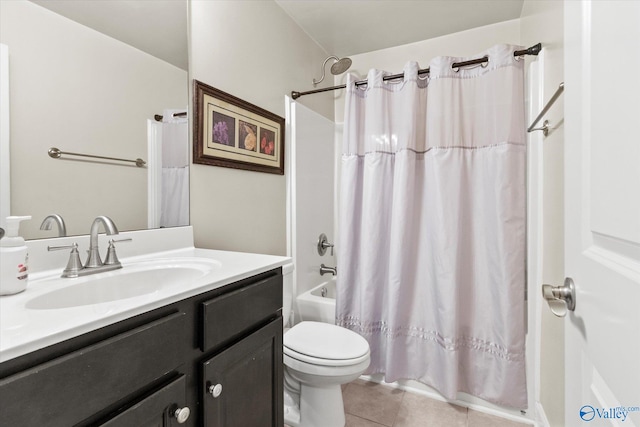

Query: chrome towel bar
528;82;564;136
48;147;146;167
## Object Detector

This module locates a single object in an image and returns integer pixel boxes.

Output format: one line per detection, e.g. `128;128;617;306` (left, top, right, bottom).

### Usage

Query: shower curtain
160;109;189;227
336;44;527;408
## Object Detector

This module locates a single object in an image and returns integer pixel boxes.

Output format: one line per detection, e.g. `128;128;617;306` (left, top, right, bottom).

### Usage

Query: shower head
330;57;352;75
313;55;352;86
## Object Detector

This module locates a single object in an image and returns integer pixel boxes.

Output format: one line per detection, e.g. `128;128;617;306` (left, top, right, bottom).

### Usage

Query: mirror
0;0;189;240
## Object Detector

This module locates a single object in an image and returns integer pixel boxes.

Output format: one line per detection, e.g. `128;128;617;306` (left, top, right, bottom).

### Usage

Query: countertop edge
0;245;290;364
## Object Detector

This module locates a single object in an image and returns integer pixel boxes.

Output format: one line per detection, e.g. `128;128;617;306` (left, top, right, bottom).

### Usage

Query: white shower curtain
336;44;527;408
160;109;189;227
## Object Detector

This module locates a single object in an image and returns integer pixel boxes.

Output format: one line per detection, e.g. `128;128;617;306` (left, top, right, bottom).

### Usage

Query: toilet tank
282;263;295;327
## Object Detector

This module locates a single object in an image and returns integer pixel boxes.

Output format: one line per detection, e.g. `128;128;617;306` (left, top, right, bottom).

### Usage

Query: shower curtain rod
291;43;541;100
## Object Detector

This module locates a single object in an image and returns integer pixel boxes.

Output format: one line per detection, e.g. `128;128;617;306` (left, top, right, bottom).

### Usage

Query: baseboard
535;402;551;427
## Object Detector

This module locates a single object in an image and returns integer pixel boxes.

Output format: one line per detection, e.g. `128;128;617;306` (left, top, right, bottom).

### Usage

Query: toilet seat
284;321;370;367
284;345;370;367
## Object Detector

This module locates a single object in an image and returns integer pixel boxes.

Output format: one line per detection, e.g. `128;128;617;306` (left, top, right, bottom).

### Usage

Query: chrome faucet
86;216;119;268
40;214;67;237
320;264;337;276
47;216;131;278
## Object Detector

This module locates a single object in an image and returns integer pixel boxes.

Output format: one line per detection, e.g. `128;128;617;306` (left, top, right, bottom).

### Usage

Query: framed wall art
193;80;285;175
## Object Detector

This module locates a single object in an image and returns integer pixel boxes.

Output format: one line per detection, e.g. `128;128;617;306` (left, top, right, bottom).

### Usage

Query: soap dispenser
0;215;31;295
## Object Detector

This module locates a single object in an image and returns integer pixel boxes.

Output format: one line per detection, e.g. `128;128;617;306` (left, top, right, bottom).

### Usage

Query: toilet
282;264;371;427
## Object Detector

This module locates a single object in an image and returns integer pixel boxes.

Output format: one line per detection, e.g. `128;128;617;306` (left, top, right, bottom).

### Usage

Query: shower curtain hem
364;368;528;410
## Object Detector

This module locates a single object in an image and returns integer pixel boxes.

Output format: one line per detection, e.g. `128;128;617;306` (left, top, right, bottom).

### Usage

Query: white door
564;1;640;426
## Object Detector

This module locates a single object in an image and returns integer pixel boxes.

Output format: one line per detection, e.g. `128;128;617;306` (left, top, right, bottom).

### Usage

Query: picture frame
193;80;285;175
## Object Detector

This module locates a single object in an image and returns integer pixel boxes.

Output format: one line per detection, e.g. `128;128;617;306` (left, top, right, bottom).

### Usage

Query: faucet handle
47;243;77;251
317;233;335;256
104;238;132;266
48;243;83;278
110;238;132;244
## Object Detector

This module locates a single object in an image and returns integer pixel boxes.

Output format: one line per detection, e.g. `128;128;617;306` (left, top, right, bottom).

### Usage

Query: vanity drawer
99;374;188;427
200;273;282;352
0;311;186;427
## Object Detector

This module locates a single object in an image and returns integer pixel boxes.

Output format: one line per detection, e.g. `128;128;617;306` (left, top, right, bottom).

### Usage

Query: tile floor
288;379;530;427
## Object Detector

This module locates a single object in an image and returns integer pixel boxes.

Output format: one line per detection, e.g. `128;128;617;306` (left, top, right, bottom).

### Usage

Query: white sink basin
25;258;221;310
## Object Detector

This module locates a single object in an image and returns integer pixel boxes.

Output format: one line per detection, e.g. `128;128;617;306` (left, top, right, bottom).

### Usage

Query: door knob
542;277;576;317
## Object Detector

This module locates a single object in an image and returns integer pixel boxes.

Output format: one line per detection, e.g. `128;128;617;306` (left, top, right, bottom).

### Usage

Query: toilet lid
284;321;369;361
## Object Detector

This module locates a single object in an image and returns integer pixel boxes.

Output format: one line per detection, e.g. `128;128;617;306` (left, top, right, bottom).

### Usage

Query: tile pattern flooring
288;379;530;427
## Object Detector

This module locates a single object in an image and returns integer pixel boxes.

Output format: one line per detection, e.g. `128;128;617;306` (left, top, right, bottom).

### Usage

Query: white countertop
0;227;290;363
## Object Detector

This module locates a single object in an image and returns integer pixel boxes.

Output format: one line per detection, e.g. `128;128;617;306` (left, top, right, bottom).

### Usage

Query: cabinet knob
208;383;223;398
172;406;190;424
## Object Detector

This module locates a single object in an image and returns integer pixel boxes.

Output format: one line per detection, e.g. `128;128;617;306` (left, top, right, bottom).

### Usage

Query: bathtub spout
320;264;337;276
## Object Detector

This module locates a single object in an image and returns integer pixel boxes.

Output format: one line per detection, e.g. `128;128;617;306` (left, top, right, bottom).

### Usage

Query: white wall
288;102;336;301
189;0;334;255
0;44;9;227
520;2;565;426
0;0;187;239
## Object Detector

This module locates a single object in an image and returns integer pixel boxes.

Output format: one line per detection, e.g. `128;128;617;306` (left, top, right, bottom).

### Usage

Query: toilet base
299;382;345;427
283;390;301;427
284;383;346;427
284;367;352;427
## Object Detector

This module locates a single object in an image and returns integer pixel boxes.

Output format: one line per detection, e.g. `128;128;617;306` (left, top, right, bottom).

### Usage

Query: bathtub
296;278;336;324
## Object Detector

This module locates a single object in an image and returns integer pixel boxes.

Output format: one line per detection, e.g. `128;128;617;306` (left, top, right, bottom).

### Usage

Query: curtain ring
453;67;460;73
514;55;523;62
481;56;489;68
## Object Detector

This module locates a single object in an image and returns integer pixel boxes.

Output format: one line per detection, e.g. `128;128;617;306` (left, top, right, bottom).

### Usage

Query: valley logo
580;405;640;422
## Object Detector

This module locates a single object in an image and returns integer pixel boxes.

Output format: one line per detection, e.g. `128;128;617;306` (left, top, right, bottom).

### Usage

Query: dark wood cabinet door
202;318;283;427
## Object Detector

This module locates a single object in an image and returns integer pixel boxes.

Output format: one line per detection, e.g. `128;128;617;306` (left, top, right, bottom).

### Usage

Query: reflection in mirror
0;0;189;240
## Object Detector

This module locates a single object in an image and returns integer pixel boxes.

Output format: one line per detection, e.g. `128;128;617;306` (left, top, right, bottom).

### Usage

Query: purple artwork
212;112;235;146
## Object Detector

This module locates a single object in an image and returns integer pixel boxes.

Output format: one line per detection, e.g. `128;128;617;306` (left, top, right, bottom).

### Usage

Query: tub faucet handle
317;233;334;256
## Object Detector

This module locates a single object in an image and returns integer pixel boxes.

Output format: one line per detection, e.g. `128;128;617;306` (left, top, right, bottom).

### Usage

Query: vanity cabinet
0;268;283;427
198;270;284;427
202;318;283;427
0;311;188;427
